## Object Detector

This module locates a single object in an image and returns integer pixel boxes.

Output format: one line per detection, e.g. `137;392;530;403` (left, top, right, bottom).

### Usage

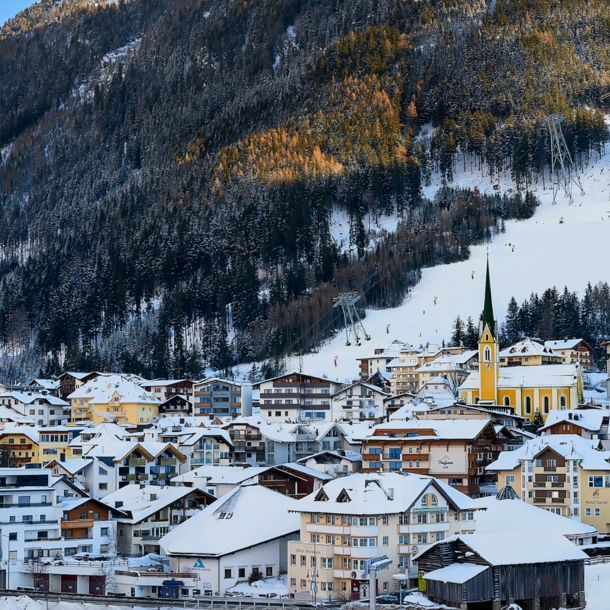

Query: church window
503;396;510;406
484;347;491;362
560;395;566;409
543;396;550;414
524;396;532;414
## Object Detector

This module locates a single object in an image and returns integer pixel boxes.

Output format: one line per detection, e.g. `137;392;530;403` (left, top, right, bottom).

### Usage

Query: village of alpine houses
0;259;607;610
2;0;610;609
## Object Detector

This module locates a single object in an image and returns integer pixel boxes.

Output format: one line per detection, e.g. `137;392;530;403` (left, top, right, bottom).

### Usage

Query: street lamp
392;572;408;610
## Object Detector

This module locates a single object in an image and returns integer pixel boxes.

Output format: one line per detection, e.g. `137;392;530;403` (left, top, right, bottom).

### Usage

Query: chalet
416;532;587;610
356;341;409;380
58;372;99;401
361;419;508;497
222;416;266;466
383;392;417;419
499;338;564;367
158;394;193;418
539;409;610;449
545;339;594;370
103;484;215;556
296;450;362;478
330;382;389;422
140;379;194;402
160;484;300;597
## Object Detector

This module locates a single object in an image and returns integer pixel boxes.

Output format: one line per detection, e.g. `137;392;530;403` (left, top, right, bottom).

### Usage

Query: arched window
543;396;550;414
503;396;510;406
560;395;566;409
431;494;438;507
475;397;480;404
484;346;491;362
524;396;532;414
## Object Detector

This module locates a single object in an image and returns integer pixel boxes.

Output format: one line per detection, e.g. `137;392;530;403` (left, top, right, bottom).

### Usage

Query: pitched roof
499;338;563;359
539;409;605;432
424;563;489;584
545;339;591;351
293;472;478;516
159;484;300;556
370;418;492;440
487;434;610;471
459;363;580;391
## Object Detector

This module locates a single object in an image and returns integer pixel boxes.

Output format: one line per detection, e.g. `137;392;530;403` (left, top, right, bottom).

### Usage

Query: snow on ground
0;596;147;610
585;562;610;609
295;145;610;383
227;575;289;597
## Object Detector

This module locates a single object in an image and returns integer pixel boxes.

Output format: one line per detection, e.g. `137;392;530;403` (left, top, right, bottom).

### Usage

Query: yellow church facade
458;260;582;421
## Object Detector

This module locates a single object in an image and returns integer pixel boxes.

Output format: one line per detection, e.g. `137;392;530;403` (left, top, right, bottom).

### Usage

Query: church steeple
478;256;499;403
481;256;497;339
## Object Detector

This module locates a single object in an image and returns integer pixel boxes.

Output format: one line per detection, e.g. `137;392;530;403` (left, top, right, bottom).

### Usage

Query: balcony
129;458;147;467
61;519;94;529
138;474;149;481
160;458;176;466
0;502;52;508
4;444;32;450
140;535;161;541
63;535;93;540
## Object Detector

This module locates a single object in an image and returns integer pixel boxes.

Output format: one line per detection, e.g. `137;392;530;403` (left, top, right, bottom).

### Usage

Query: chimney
150;493;157;501
568;413;573;420
388;488;394;500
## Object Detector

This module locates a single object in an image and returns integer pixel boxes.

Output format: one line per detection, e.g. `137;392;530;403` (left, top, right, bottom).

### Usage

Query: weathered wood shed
416;532;587;610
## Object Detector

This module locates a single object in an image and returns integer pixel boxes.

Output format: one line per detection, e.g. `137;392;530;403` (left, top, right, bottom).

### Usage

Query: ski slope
292;148;610;383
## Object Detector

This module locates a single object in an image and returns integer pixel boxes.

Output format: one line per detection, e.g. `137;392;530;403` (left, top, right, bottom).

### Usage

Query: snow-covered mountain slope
293;149;610;383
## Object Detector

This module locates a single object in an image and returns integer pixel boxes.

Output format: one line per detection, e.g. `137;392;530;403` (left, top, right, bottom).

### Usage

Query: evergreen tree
450;315;464;347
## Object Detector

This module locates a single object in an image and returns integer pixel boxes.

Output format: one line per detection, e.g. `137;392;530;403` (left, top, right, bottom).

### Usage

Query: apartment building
157;426;233;468
0;468;120;591
356;341;410;380
84;442;187;490
0;427;40;467
487;435;610;533
545;339;594;370
104;484;215;556
257;372;341;423
223;417;266;465
330;382;389;422
287;472;480;601
0;392;69;426
361;420;507;497
192;378;252;419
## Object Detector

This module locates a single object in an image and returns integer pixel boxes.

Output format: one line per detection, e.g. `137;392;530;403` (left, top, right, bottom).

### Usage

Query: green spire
482;256;496;337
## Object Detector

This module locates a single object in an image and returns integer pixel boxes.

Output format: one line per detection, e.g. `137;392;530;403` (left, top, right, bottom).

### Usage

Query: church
458;260;582;420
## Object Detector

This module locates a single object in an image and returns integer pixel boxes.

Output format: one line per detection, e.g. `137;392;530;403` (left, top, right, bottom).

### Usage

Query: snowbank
227;574;289;597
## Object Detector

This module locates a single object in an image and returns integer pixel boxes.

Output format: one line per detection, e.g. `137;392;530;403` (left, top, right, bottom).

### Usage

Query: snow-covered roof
388;403;429;421
83;440;184;462
332;382;389;398
54;458;93;475
0;423;39;442
0;391;69;406
545;339;590;351
460;364;580;391
61;372;96;380
487;435;610;472
424;533;588;565
415;357;466;374
56;496;94;511
68;374;159;405
160;484;300;556
293;472;478;516
103;484;209;524
172;465;270;486
194;377;242;387
539;409;606;432
470;494;597;538
500;338;563;359
29;379;60;390
369;419;491;440
0;406;35;423
142;379;189;387
278;463;333;480
424;563;488;584
296;450;362;464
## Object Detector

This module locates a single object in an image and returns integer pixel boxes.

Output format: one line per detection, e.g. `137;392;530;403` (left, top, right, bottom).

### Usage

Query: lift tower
333;292;370;346
543;113;585;205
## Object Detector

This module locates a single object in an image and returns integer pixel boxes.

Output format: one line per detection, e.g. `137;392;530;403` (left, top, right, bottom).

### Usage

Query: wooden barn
416;532;587;610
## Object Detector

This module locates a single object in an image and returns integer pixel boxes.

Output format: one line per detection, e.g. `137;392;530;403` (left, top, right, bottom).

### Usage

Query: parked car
376;595;399;605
